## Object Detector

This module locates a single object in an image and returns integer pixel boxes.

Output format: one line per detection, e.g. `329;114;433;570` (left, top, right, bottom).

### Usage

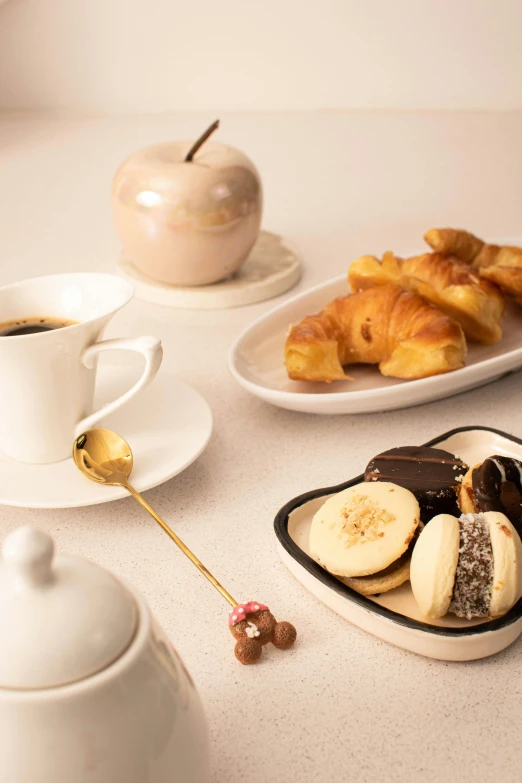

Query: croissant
424;228;522;304
348;250;504;344
284;284;466;383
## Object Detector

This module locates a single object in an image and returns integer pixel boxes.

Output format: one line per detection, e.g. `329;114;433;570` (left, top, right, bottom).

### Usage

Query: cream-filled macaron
410;511;522;620
309;482;420;593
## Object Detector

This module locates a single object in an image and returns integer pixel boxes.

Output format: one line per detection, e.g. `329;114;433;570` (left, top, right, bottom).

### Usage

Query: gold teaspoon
73;428;296;665
73;428;238;607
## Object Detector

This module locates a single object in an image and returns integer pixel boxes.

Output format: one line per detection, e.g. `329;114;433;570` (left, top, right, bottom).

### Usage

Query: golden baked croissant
284;284;466;382
348;250;504;344
424;228;522;304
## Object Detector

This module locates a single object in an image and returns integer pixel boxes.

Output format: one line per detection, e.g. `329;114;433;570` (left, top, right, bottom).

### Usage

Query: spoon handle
125;482;238;608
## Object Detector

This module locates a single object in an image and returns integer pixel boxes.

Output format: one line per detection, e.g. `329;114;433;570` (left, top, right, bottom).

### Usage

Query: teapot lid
0;526;138;689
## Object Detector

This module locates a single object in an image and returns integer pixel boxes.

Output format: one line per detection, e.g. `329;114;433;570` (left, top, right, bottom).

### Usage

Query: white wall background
0;0;521;113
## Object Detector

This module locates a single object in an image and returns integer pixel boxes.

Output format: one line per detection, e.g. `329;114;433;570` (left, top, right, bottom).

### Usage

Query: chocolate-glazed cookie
472;456;522;536
364;446;468;523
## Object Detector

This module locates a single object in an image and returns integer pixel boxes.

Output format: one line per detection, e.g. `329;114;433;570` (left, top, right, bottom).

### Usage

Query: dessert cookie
342;552;412;596
458;456;522;537
365;446;468;523
310;481;420;595
410;512;522;620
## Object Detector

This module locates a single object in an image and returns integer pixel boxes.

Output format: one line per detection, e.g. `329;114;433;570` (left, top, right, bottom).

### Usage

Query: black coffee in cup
0;317;77;337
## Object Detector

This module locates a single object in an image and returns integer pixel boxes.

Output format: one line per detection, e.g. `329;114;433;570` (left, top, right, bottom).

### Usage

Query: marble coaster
117;230;302;310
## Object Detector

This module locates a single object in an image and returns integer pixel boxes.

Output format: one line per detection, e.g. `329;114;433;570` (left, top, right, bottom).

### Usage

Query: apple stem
184;119;220;162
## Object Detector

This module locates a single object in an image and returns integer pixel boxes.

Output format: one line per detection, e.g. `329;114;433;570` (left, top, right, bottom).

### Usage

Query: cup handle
75;336;163;435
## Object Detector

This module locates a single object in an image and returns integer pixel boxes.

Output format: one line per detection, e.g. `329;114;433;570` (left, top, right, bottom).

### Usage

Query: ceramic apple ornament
112;120;263;286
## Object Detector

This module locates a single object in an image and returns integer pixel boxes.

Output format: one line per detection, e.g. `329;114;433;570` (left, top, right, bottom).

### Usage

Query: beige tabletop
1;109;522;782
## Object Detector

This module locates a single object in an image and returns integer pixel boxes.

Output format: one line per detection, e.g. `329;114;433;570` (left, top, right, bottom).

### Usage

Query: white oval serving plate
230;241;522;414
274;426;522;661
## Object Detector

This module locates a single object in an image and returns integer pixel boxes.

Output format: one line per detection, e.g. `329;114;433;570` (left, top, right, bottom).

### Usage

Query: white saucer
117;231;302;310
0;368;213;508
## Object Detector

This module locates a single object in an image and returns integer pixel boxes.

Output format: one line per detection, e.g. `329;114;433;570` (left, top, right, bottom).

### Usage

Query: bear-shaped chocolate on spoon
73;429;296;664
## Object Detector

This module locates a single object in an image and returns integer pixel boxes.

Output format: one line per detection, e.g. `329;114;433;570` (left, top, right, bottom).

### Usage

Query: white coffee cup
0;273;163;464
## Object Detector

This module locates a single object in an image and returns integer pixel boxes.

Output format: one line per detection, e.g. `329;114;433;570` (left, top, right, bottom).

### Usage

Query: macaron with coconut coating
410;511;522;620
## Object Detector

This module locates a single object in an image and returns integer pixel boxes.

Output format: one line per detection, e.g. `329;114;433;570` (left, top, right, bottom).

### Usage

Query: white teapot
0;525;210;782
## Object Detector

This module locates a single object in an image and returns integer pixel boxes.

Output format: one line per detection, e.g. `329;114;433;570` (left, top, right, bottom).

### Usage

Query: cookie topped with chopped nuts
309;482;420;590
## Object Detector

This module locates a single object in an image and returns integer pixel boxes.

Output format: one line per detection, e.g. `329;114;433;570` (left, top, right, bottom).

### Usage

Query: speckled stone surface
1;109;522;782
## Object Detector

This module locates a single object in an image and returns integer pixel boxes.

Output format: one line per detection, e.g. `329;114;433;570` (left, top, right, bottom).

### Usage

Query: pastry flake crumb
339;494;395;547
360;323;372;342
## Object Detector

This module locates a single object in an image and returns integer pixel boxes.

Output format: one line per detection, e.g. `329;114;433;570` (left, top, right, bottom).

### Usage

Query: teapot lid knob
3;525;54;586
0;525;138;689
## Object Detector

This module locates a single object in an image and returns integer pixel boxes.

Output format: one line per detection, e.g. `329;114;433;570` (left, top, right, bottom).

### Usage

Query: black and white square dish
274;426;522;660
